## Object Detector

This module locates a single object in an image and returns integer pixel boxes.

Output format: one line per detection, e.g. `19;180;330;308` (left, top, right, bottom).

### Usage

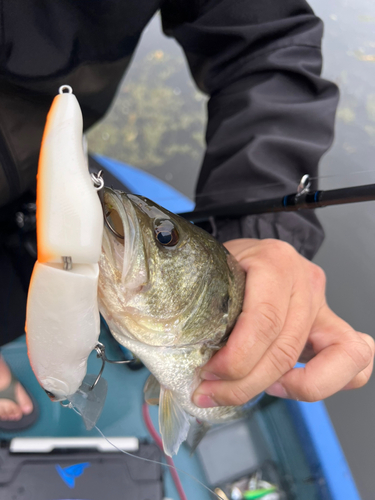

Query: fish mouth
101;188;148;287
102;188;127;241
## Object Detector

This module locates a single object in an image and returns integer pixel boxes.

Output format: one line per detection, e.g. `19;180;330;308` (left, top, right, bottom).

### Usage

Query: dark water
88;5;375;498
87;16;206;200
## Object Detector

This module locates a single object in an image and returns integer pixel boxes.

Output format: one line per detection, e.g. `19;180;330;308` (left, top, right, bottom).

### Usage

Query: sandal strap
0;371;19;405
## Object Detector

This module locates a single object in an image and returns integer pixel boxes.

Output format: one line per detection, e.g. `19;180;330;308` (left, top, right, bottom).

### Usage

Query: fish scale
98;188;251;456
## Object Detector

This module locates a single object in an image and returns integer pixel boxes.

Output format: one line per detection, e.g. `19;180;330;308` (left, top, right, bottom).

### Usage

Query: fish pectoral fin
144;374;161;406
159;387;190;457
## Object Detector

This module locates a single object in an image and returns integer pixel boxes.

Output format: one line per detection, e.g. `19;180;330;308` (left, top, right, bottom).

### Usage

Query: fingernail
265;382;289;399
200;371;221;381
22;404;33;415
193;393;219;408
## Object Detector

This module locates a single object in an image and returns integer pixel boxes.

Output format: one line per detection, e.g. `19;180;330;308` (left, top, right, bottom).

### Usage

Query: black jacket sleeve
161;0;339;259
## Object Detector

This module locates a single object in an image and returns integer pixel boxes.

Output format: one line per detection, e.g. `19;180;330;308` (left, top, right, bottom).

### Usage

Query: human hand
192;238;374;407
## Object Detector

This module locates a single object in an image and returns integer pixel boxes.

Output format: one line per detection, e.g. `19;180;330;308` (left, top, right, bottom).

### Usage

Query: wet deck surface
0;333;209;500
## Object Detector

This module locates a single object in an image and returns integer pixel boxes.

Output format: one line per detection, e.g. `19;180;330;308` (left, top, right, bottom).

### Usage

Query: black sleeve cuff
197;209;324;260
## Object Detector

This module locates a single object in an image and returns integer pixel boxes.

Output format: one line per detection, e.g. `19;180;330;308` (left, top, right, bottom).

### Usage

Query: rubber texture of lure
26;87;103;402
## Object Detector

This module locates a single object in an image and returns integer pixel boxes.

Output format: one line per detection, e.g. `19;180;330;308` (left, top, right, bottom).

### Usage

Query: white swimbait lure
26;86;103;411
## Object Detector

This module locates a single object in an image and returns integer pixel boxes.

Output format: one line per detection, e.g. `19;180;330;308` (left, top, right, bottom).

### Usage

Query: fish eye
44;389;56;400
154;219;179;247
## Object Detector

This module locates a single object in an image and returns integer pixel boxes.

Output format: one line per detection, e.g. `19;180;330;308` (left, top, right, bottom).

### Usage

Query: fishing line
69;405;225;500
142;402;187;500
317;168;375;181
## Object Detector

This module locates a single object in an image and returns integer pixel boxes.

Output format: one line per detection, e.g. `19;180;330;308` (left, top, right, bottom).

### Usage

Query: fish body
26;87;103;401
98;188;247;455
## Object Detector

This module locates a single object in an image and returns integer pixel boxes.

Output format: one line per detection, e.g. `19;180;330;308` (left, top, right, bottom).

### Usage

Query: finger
193;282;318;407
200;245;295;382
266;307;374;401
341;333;374;390
298;341;316;363
200;267;291;382
222;238;259;254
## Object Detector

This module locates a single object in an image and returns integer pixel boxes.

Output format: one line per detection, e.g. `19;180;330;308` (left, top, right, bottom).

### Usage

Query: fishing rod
179;175;375;223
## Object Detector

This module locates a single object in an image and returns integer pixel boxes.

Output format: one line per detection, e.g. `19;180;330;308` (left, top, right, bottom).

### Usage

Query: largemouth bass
98;187;247;456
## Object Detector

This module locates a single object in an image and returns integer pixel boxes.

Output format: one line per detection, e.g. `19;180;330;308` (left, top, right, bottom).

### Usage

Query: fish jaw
101;188;148;290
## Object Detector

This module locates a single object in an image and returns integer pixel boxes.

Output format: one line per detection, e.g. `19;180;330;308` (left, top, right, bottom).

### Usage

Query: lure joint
62;256;72;270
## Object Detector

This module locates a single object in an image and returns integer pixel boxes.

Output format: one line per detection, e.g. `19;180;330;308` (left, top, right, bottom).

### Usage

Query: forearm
195;35;338;258
163;0;339;259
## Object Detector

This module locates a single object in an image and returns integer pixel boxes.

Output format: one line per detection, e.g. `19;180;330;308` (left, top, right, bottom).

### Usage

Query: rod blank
179;183;375;223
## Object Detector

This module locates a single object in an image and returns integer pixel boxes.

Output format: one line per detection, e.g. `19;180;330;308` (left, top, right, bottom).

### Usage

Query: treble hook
90;342;133;390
